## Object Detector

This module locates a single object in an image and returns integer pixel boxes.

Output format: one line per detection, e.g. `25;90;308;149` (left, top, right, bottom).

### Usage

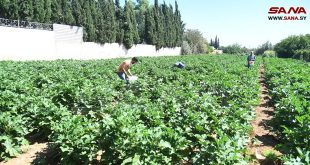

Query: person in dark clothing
174;62;185;69
247;51;256;68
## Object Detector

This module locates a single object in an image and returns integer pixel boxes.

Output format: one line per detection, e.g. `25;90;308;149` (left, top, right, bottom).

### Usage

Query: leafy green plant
0;55;261;163
264;58;310;163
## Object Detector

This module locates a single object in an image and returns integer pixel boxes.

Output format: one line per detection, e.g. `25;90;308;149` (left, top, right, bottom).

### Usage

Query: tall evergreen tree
71;0;84;26
115;0;124;44
8;0;19;19
123;0;139;49
156;7;165;49
144;7;156;45
62;0;75;25
135;0;149;43
44;0;52;23
51;0;62;23
168;4;176;47
214;36;218;49
33;0;45;22
129;1;139;44
154;0;158;9
96;0;106;43
0;0;9;18
153;0;164;49
102;0;117;43
162;3;172;47
18;0;33;21
83;0;96;41
174;0;183;46
123;0;134;49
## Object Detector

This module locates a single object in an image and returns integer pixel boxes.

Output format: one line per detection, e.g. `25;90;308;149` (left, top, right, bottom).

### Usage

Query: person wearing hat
116;57;139;83
247;51;256;68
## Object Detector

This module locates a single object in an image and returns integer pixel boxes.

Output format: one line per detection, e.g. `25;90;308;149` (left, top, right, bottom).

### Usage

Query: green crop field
0;55;308;164
264;58;310;163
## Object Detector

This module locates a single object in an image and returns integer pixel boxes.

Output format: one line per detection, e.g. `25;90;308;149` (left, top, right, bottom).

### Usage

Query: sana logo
268;7;307;14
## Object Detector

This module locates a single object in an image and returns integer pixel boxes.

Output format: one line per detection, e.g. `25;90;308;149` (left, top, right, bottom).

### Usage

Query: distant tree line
254;41;273;55
220;44;249;55
0;0;184;49
182;29;212;55
274;34;310;62
210;36;219;49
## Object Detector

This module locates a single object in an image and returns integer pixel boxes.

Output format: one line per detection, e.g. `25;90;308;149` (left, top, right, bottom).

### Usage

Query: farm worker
116;57;139;83
174;62;185;69
247;51;256;68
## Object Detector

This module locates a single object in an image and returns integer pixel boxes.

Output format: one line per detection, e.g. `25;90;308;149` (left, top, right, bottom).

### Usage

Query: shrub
181;41;192;55
274;34;310;59
263;50;276;58
221;44;244;54
293;49;310;62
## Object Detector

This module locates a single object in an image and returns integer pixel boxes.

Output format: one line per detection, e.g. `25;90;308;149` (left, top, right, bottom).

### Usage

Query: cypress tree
115;0;124;44
8;0;19;20
51;0;62;23
169;4;176;47
96;0;106;43
153;0;159;47
71;0;84;26
33;0;45;22
174;0;183;47
212;36;220;49
135;0;149;43
101;0;116;43
129;1;139;44
44;0;52;23
0;0;9;18
62;0;75;25
154;0;165;49
154;0;158;9
144;7;156;45
123;0;139;49
161;3;170;47
156;6;164;49
214;36;218;49
83;0;96;41
123;0;133;49
89;0;98;25
18;0;33;21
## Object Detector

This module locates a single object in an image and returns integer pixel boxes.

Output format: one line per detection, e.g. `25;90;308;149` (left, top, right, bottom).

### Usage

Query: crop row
0;55;260;164
264;58;309;164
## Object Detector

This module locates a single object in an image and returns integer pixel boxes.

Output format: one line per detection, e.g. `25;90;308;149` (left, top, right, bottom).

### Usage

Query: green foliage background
0;0;183;49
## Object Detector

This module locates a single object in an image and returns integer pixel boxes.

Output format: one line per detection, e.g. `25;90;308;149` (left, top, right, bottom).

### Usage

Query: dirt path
0;143;48;165
248;64;282;165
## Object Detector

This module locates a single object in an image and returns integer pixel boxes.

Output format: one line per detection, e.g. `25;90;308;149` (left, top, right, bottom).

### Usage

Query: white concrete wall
0;26;56;61
0;25;181;61
53;24;83;43
81;43;181;60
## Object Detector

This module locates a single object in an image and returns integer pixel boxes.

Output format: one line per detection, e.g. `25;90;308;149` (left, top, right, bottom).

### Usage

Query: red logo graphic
268;7;307;14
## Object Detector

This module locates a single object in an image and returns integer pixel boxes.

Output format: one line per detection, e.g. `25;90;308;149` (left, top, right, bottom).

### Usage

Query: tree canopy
274;34;310;61
0;0;184;49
